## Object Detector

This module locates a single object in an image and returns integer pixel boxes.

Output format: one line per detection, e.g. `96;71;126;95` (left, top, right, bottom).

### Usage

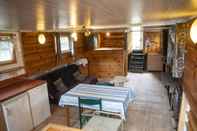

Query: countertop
0;76;46;102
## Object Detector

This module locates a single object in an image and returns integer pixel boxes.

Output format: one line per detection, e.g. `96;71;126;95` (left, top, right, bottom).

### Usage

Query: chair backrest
78;97;102;128
96;82;114;87
78;97;102;111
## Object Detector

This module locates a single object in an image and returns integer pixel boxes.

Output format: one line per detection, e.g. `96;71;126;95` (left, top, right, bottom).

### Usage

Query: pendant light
190;19;197;44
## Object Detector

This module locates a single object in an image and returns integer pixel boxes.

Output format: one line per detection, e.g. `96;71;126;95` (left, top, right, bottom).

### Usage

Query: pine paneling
99;32;125;48
88;49;125;78
21;32;56;75
189;111;197;131
21;32;127;79
179;19;197;130
21;32;88;75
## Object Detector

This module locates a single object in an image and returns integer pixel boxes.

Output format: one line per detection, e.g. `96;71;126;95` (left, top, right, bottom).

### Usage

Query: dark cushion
73;71;86;81
53;78;69;93
61;64;79;86
82;76;98;84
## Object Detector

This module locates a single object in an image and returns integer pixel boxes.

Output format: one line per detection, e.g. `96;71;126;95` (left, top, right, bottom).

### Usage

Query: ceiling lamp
71;32;78;42
190;19;197;44
106;32;110;37
38;33;46;44
84;31;91;37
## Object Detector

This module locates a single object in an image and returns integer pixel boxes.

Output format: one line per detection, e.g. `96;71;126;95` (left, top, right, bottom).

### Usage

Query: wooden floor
34;72;175;131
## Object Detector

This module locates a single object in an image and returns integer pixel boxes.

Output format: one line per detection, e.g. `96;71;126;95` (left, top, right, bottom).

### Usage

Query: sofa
31;64;97;104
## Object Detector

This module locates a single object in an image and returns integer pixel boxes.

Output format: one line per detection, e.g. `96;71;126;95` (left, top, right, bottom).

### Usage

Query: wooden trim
0;66;24;74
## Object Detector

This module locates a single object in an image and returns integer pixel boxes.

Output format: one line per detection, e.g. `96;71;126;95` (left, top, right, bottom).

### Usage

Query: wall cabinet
0;83;51;131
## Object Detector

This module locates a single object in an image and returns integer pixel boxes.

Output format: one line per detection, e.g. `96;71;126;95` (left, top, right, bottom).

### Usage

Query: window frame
58;33;74;56
59;35;72;54
0;34;17;65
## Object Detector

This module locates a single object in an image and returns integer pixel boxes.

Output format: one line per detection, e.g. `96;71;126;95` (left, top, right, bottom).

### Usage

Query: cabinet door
1;93;33;131
0;107;6;131
28;83;51;127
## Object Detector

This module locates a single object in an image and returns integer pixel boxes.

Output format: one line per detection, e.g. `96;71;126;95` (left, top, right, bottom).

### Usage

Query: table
59;84;133;123
83;116;122;131
41;123;81;131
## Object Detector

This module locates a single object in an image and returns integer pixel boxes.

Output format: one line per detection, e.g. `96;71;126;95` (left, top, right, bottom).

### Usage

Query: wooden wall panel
21;32;56;75
179;19;197;130
21;32;127;79
99;32;125;48
88;49;125;79
189;111;197;131
74;33;87;59
22;32;88;75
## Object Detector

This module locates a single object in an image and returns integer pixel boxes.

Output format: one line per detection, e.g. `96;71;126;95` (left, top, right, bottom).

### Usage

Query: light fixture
38;33;46;44
190;19;197;44
84;31;91;37
71;32;78;42
106;32;110;37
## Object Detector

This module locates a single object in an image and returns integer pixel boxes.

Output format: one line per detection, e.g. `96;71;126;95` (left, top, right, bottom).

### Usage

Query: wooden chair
78;97;102;128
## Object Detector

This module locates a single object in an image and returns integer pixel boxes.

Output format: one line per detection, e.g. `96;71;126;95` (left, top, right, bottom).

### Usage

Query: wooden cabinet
0;83;51;131
28;83;51;127
1;93;33;131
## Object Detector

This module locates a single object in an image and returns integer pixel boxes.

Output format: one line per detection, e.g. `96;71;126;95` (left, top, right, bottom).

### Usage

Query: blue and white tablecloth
59;84;134;120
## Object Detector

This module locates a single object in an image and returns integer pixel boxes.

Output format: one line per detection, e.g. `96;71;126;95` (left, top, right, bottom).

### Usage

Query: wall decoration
144;31;161;54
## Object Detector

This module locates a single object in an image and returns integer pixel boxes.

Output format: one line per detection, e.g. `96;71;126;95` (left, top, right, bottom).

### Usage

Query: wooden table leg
65;106;70;126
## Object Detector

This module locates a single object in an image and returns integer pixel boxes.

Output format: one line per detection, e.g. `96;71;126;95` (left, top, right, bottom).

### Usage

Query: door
2;93;33;131
28;83;51;127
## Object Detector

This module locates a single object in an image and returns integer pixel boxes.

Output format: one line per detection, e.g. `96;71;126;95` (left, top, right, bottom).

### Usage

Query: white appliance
1;93;33;131
1;83;51;131
28;83;51;127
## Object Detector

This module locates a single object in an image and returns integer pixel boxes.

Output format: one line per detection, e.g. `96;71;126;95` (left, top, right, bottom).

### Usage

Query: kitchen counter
0;76;45;102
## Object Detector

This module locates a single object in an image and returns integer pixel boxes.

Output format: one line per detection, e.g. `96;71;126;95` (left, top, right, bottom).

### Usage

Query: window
59;35;74;55
60;36;70;53
0;35;15;64
131;26;143;50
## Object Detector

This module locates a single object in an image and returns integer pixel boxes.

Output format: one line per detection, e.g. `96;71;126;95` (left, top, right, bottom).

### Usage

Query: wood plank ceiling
0;0;197;31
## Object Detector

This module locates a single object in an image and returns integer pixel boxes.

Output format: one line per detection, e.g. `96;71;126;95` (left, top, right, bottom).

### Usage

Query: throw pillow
53;78;69;93
73;71;86;81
